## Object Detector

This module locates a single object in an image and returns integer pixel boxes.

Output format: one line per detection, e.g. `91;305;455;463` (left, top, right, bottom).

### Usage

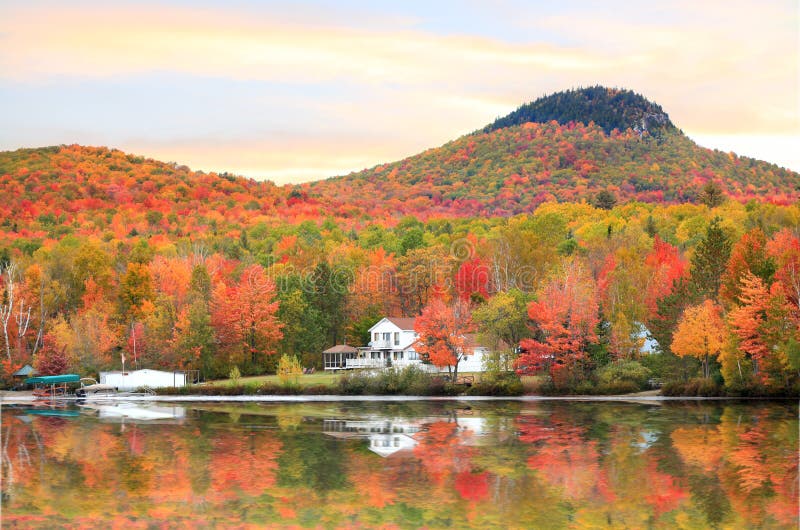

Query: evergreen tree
190;264;212;304
594;190;617;210
310;262;348;346
689;217;732;301
699;181;726;208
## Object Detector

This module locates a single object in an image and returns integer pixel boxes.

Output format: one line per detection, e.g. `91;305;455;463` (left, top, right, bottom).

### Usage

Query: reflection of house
322;416;489;456
81;402;186;423
323;317;488;372
323;419;420;457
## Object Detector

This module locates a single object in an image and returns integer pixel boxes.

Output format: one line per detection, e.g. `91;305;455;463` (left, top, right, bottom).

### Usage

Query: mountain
1;87;798;232
307;88;798;217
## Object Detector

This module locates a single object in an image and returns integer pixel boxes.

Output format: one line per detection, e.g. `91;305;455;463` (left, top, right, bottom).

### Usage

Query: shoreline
1;391;795;405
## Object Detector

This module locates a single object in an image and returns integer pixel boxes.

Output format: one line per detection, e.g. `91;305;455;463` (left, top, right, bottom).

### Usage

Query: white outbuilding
99;369;187;391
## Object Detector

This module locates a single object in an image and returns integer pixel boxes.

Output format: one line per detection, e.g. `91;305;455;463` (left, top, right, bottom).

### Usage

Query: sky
1;0;798;183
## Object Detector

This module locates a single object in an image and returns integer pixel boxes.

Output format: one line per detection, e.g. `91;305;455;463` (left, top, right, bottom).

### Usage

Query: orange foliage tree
727;272;796;385
211;264;282;373
414;298;475;381
671;299;725;378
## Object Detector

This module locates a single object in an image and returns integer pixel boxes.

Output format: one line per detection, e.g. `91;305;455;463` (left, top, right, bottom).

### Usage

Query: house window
408;351;418;360
394;332;399;345
383;332;390;342
374;332;379;342
398;352;404;360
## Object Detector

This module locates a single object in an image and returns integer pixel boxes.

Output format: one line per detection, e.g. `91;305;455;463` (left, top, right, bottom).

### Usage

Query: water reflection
1;401;797;529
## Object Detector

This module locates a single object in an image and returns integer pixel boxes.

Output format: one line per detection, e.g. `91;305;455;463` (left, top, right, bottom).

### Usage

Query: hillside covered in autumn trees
1;86;798;394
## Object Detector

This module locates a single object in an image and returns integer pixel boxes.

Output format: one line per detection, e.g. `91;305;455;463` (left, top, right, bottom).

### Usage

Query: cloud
0;1;797;178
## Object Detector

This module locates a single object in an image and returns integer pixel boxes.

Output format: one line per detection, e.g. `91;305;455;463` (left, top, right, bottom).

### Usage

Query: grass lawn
208;370;488;388
208;371;342;388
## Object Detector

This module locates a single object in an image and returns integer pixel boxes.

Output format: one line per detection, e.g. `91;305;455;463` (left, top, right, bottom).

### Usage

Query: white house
323;316;488;373
99;369;187;391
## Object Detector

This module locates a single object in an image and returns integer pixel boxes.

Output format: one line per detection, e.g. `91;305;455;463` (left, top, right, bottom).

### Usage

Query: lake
1;399;797;528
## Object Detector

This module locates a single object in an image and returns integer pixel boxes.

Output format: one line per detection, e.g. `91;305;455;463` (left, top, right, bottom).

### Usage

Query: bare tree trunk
31;281;46;356
0;264;16;361
15;298;31;356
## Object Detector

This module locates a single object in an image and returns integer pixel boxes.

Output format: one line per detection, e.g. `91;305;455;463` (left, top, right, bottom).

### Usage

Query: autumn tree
472;288;532;349
719;228;775;307
33;332;70;375
644;236;688;317
120;262;154;320
671;300;725;378
727;272;797;387
455;257;490;303
517;260;599;385
414;298;475;381
211;264;282;374
172;299;216;378
396;246;449;316
472;289;532;371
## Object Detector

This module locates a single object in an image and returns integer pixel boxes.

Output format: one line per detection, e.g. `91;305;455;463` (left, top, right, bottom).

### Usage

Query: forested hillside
308;88;797;217
308;120;798;217
1;87;798;395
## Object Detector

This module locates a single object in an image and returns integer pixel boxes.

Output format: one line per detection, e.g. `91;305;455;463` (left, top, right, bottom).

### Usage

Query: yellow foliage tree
277;354;302;386
671;300;725;378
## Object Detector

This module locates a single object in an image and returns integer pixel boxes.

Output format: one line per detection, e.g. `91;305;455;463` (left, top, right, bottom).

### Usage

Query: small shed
323;345;358;370
13;364;36;378
12;364;36;388
99;369;187;391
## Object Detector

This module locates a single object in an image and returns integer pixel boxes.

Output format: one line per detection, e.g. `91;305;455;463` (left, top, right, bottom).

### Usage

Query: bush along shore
153;362;799;398
155;367;526;397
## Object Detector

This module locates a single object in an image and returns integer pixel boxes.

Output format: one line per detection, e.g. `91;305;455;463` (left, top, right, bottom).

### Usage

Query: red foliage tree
455;257;490;303
644;236;688;316
517;260;599;384
34;333;70;375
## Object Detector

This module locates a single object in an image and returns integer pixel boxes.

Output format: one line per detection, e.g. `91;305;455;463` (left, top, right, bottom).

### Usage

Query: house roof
323;344;358;354
13;364;35;377
385;317;417;330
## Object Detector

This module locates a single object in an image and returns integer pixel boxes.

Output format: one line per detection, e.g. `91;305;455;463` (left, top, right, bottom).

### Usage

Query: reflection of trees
277;431;347;494
671;404;799;528
0;402;797;529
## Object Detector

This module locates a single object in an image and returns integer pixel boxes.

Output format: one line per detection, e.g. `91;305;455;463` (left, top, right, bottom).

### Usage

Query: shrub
277;355;302;386
337;367;461;396
597;361;652;390
466;372;524;396
228;366;241;386
661;378;723;397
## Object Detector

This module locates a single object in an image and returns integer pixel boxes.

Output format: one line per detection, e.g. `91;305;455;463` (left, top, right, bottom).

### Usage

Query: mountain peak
483;86;676;136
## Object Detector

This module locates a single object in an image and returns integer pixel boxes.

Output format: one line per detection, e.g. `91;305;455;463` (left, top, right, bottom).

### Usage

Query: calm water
1;399;797;529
